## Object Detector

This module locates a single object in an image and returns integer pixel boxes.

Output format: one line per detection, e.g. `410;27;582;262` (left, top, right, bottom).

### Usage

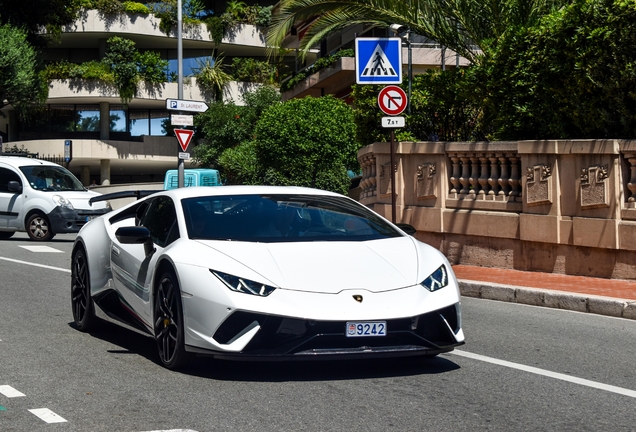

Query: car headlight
211;270;276;297
420;264;448;292
52;195;74;210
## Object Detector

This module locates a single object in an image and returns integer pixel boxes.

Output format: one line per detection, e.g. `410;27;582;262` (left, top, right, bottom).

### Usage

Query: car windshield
20;165;85;192
182;194;402;242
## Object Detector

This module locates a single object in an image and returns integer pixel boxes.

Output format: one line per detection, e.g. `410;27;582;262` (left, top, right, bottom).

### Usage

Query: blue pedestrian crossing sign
355;38;402;85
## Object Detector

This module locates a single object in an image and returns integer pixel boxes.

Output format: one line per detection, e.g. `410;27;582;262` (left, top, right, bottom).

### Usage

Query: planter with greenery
280;49;354;92
43;36;167;104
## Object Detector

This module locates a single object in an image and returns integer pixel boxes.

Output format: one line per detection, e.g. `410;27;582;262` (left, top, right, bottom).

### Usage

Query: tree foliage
193;85;281;169
482;0;636;139
352;68;485;143
0;0;83;46
268;0;565;64
0;24;46;114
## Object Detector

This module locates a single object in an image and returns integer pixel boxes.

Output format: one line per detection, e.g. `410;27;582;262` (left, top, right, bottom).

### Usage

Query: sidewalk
452;265;636;320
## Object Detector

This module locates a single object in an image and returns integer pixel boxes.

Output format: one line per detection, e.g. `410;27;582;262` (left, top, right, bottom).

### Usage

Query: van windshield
19;165;85;192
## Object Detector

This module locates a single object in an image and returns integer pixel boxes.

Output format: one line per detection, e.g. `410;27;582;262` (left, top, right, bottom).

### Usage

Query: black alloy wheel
154;270;191;369
71;249;97;331
26;213;54;241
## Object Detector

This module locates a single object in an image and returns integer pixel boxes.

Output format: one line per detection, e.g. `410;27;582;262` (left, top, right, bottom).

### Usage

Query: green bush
230;57;275;83
43;60;114;82
204;16;226;44
122;1;149;14
137;51;168;83
93;0;123;15
254;95;359;194
193;85;281;172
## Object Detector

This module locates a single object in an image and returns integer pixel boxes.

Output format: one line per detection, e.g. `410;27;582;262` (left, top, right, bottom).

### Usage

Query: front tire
26;213;54;241
71;249;98;331
154;270;191;370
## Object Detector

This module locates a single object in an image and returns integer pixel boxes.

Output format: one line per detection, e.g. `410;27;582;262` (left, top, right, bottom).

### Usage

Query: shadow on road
73;320;461;382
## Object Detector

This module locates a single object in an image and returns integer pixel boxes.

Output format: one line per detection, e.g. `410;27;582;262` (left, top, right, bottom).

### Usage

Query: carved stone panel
416;163;437;200
580;164;609;209
379;162;392;196
526;164;552;206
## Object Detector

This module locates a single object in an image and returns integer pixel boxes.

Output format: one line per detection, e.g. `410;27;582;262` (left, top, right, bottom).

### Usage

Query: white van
0;156;111;241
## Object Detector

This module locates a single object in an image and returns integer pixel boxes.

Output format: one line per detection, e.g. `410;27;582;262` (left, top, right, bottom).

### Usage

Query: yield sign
174;129;194;152
378;85;407;115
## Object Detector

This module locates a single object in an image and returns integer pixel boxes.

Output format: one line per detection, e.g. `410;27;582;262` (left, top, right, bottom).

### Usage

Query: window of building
109;105;127;132
129;111;149;136
75;105;100;132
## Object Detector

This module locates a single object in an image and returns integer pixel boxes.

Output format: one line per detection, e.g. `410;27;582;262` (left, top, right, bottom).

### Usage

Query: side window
0;167;21;193
139;196;179;247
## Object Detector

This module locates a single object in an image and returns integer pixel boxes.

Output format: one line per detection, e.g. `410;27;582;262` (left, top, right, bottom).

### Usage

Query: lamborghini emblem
353;295;363;303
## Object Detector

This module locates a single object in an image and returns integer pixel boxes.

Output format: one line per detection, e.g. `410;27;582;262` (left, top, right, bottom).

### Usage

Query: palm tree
193;53;232;101
267;0;564;64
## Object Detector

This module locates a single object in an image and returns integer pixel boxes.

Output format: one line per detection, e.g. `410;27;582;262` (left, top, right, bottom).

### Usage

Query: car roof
0;156;60;168
162;185;344;200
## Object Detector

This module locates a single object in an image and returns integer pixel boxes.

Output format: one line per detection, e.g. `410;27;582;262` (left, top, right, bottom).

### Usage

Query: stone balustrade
357;139;636;280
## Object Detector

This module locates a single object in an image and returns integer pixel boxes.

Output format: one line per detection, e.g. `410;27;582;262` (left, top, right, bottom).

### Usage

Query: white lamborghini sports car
71;186;464;369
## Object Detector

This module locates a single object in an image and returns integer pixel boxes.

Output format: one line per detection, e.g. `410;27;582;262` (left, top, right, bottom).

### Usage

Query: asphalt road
1;232;635;431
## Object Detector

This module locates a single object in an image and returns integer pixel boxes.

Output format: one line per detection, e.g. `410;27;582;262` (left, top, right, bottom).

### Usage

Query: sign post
377;85;408;223
166;98;208;187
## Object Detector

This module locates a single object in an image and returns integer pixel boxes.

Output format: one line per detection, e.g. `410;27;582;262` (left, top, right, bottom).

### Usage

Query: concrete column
81;165;91;186
8;110;18;142
99;38;107;60
100;102;109;141
100;159;111;186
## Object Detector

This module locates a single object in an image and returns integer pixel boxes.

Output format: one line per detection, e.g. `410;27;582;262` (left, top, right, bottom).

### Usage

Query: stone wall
357;139;636;280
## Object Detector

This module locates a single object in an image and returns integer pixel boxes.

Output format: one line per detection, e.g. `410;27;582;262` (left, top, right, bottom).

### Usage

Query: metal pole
407;30;412;115
177;0;185;188
390;129;396;223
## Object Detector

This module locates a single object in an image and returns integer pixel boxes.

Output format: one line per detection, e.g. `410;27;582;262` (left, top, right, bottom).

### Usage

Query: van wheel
26;213;54;241
0;231;14;240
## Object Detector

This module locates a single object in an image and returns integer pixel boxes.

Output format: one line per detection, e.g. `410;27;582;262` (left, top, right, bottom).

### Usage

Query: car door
110;196;180;331
0;166;24;229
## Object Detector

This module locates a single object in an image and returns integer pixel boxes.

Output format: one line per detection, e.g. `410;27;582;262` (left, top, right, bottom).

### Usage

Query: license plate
346;321;387;337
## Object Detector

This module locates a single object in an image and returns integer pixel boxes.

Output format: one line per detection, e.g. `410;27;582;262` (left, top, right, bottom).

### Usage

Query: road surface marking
141;430;199;432
0;385;26;398
0;256;70;273
450;349;636;399
19;245;64;253
28;408;67;423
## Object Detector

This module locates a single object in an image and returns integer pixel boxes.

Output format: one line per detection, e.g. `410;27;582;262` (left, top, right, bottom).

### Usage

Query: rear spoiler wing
89;190;161;206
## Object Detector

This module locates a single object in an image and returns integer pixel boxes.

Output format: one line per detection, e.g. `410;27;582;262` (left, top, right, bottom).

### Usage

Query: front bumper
186;303;463;361
48;206;110;234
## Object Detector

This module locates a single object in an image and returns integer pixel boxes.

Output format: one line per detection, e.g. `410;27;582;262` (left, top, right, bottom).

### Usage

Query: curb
458;279;636;320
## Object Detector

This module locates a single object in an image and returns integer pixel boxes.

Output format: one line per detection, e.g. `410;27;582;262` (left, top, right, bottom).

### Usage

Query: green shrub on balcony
230;58;276;84
280;49;354;92
42;60;115;83
43;37;167;104
122;2;150;14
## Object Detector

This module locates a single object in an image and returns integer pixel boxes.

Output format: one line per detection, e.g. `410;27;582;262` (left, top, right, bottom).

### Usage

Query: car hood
196;237;419;293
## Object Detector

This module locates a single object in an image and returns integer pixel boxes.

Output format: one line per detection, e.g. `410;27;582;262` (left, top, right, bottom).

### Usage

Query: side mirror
115;226;154;255
8;181;22;193
396;223;417;236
